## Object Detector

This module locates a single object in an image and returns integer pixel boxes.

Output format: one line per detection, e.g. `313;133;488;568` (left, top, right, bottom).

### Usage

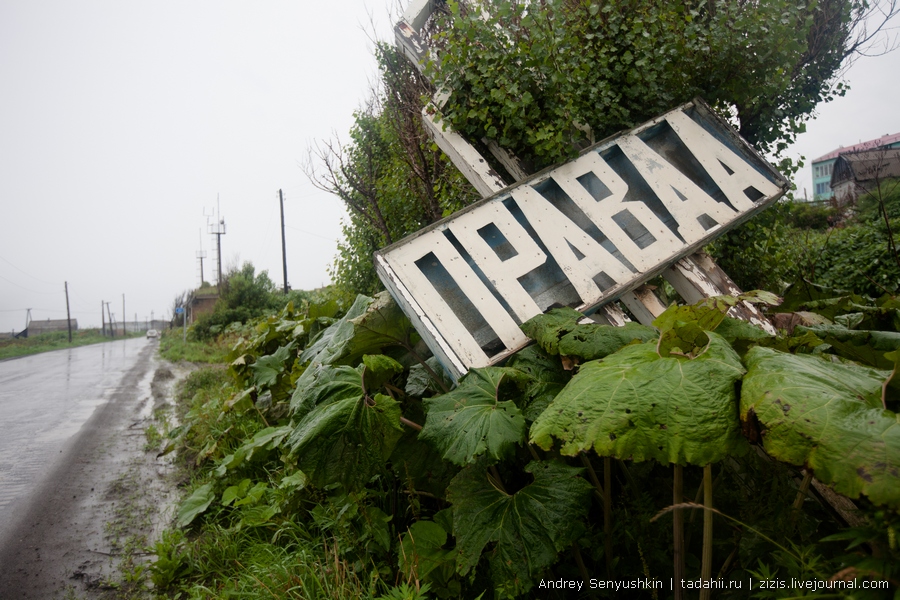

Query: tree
191;262;281;339
305;43;479;295
428;0;898;170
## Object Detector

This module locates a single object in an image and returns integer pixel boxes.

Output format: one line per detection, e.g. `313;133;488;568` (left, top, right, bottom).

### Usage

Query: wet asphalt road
0;338;154;529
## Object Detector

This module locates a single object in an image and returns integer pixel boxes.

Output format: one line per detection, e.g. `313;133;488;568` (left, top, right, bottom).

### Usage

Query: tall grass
153;523;371;600
151;367;386;600
158;329;231;363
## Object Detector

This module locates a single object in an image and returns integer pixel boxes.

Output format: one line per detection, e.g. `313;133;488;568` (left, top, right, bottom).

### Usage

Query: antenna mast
197;228;207;286
207;196;226;288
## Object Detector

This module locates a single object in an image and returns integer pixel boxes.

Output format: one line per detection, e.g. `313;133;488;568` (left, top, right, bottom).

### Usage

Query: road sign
375;100;789;379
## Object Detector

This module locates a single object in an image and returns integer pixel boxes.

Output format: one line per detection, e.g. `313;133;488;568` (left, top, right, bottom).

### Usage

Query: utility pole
197;229;207;286
122;294;126;336
65;282;72;343
106;302;114;338
279;189;288;293
102;301;106;336
22;309;31;338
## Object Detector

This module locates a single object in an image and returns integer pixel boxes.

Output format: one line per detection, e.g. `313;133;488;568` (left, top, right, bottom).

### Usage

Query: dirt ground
0;353;190;600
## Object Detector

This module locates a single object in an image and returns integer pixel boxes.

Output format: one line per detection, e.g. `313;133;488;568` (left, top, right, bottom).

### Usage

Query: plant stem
793;470;813;511
488;465;508;495
616;459;640;500
572;541;591;588
700;464;713;600
673;464;684;600
399;416;423;431
604;457;612;577
580;454;605;502
580;455;611;574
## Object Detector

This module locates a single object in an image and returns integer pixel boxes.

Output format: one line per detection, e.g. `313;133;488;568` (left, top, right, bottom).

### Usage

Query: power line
0;255;58;286
284;225;338;242
0;273;58;294
0;307;95;315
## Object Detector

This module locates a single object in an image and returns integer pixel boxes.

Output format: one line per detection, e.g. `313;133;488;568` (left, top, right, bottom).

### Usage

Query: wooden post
673;464;684;600
279;189;288;293
106;302;114;338
65;281;72;343
664;253;776;334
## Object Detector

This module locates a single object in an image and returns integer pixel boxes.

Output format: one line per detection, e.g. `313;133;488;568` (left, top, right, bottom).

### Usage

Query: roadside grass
149;366;398;600
158;329;231;364
0;329;144;360
100;462;158;599
150;522;371;599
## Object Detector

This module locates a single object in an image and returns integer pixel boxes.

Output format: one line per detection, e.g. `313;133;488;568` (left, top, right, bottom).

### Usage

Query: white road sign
376;100;789;378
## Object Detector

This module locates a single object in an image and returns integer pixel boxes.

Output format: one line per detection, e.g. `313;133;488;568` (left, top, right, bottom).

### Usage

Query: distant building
830;148;900;205
191;288;219;320
27;318;77;336
812;132;900;200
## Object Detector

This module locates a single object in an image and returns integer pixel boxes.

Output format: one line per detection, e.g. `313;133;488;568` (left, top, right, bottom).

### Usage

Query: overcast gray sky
1;1;899;333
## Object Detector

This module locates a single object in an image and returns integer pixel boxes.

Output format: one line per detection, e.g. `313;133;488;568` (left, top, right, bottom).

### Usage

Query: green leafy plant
154;286;900;598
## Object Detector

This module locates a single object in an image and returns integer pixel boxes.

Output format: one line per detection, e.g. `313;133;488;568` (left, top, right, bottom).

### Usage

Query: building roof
31;319;76;327
831;148;900;187
813;131;900;164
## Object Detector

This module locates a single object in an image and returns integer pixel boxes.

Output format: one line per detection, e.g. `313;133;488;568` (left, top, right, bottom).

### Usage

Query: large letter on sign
618;135;738;244
448;203;546;322
665;111;782;211
385;229;527;367
512;185;634;305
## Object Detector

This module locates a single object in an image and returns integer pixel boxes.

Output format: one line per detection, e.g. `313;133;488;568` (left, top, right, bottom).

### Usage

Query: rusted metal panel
376;100;788;379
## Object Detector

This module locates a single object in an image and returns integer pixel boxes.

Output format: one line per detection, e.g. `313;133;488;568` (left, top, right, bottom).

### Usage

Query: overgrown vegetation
158;329;233;364
429;0;894;170
304;43;480;296
189;263;285;341
145;280;900;598
712;179;900;297
140;1;900;597
302;0;898;298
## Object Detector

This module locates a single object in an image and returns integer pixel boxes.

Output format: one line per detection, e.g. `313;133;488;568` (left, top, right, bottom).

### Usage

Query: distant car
146;329;159;339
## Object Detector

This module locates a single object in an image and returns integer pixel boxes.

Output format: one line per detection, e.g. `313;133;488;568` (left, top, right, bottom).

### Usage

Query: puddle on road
0;342;157;516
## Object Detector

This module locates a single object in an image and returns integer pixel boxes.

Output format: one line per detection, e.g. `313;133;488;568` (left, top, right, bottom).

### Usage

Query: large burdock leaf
420;368;526;466
505;345;572;421
290;364;364;415
176;483;215;528
399;521;455;582
447;460;592;597
795;325;900;370
557;322;658;361
250;342;296;389
530;333;747;465
287;392;404;490
741;347;900;507
299;292;411;368
519;308;656;361
214;425;293;476
519;307;583;355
